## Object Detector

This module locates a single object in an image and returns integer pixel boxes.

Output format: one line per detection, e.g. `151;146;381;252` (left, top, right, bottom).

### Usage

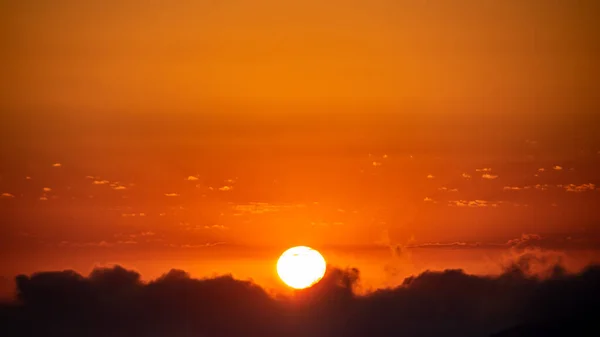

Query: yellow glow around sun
277;246;326;289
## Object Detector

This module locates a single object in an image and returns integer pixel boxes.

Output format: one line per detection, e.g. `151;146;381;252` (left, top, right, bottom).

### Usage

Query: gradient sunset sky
1;0;599;297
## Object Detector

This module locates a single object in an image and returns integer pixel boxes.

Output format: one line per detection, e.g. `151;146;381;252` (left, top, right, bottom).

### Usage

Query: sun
277;246;327;289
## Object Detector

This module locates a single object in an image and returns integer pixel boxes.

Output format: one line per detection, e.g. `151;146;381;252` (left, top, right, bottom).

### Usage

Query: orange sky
3;0;599;109
1;0;600;297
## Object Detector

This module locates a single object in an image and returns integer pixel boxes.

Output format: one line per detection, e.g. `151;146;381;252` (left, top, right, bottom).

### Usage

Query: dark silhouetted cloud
1;263;598;337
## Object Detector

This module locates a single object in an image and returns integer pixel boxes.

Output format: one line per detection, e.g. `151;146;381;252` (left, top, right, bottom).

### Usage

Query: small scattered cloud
503;186;522;191
408;241;471;249
71;240;135;248
186;176;199;181
52;163;62;167
506;233;542;248
482;173;498;180
175;242;226;248
116;240;137;245
1;192;15;198
204;225;229;230
448;200;491;208
372;161;382;167
553;165;563;171
59;240;110;248
218;185;233;191
59;240;140;248
461;173;471;179
438;187;458;192
538;168;545;172
39;196;48;201
42;187;52;192
90;178;128;190
475;168;492;172
164;193;180;197
525;139;538;147
232;202;305;215
564;183;596;193
423;197;433;202
141;231;155;236
426;174;434;179
25;176;32;180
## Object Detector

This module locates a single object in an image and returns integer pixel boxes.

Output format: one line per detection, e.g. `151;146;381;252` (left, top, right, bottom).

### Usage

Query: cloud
4;264;599;337
39;196;48;201
175;242;226;248
407;241;471;248
461;173;471;179
482;173;499;179
186;176;199;181
525;139;538;147
503;186;522;191
218;185;233;191
164;193;180;197
42;187;52;192
538;168;545;172
203;225;229;230
564;183;596;192
89;178;128;190
59;240;141;248
553;165;563;171
475;168;492;172
426;174;434;179
52;163;62;167
1;192;15;198
232;202;306;215
372;161;382;167
448;199;494;207
59;240;114;248
437;187;458;192
423;197;433;202
116;240;137;245
506;233;542;248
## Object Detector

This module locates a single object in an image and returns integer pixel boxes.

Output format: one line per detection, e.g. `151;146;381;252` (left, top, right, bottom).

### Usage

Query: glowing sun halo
277;246;327;289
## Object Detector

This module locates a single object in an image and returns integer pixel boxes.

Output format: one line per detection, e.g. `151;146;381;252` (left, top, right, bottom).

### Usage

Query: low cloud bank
1;262;598;337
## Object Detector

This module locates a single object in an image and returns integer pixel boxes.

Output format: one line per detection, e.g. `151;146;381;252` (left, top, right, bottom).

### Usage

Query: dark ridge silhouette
1;264;599;337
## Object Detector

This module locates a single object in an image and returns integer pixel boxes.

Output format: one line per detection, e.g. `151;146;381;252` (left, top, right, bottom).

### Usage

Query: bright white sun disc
277;246;326;289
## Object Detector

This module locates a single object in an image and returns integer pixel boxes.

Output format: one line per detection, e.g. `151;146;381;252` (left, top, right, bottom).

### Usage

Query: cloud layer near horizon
1;262;598;337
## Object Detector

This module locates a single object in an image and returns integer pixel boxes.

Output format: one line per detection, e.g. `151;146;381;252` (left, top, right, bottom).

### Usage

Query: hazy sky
1;0;599;296
3;0;599;110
